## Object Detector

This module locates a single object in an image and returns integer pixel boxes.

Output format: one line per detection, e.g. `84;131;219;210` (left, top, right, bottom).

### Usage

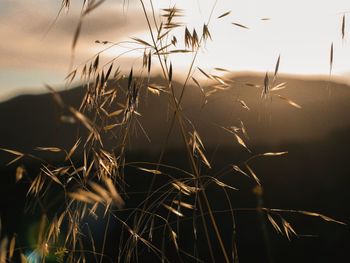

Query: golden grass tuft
0;1;347;262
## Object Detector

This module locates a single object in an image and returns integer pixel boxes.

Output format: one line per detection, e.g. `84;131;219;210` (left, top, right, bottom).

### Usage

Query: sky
1;0;350;101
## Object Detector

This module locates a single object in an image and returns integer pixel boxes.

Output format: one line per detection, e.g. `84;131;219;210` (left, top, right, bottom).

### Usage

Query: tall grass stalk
0;1;346;262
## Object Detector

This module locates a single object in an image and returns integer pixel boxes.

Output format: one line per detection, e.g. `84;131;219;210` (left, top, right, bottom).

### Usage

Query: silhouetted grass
0;1;347;263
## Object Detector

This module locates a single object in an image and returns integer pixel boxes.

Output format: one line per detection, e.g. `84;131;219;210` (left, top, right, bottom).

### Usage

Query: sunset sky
1;0;350;101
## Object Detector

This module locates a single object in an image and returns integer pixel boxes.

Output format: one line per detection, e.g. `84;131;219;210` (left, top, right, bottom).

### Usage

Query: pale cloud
0;0;146;100
1;0;350;101
0;1;146;67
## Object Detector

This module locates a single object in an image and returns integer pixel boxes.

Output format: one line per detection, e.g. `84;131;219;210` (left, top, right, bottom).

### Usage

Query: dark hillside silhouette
0;75;349;262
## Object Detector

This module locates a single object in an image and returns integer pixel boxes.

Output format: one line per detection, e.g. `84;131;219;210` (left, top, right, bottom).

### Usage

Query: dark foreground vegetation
0;76;349;262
